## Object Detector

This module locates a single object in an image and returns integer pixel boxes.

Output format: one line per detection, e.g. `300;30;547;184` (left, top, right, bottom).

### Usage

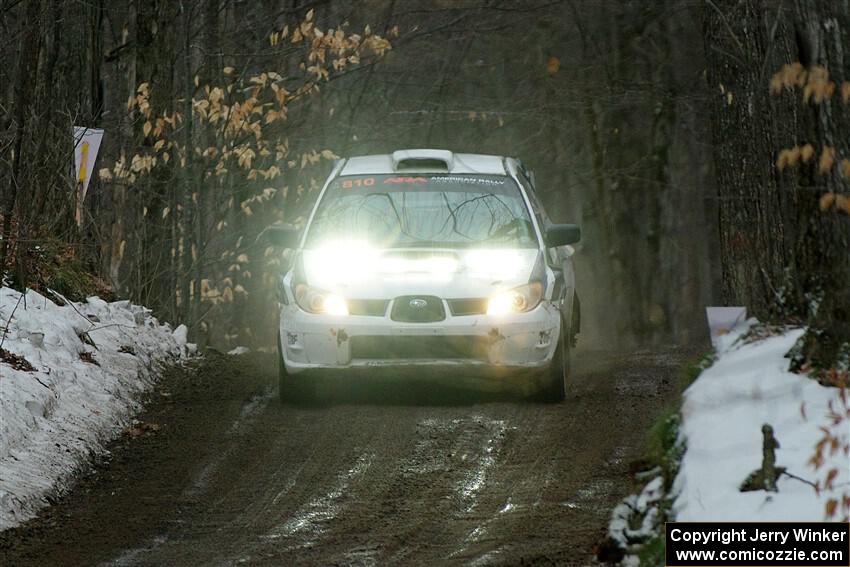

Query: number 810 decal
341;177;375;189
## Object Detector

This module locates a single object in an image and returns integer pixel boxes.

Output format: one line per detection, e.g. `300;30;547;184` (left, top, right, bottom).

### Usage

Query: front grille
348;299;389;317
390;295;445;323
350;335;488;360
447;298;488;316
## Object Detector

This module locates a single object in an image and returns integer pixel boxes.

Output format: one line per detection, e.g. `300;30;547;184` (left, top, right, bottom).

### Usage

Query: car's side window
516;172;546;230
517;171;561;267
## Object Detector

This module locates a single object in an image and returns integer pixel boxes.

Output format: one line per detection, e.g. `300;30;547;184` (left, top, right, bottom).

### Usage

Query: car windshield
305;174;537;249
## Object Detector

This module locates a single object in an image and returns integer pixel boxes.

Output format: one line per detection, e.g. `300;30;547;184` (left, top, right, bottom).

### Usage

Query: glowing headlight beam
487;282;543;315
466;249;525;279
294;283;349;315
322;294;349;316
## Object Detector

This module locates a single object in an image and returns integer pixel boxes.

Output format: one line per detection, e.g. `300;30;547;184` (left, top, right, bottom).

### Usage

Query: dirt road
0;348;688;566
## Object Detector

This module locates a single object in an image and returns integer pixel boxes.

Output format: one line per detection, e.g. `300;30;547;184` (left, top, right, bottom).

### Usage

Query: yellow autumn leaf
776;149;790;171
546;56;560;76
143;121;152;137
819;192;836;211
818;146;836;174
825;498;838;518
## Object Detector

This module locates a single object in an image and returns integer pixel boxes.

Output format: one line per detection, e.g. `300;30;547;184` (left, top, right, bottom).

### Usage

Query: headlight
487;282;544;315
293;283;348;315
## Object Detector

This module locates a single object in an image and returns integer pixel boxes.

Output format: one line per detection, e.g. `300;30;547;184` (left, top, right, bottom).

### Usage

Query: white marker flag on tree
72;126;104;226
705;306;748;348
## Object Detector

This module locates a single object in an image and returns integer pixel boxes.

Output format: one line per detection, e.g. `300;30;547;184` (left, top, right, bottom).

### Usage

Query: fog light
323;294;349;316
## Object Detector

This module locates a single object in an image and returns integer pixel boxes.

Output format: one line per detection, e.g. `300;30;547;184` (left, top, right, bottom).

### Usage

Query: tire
277;331;316;405
570;294;581;347
539;320;570;403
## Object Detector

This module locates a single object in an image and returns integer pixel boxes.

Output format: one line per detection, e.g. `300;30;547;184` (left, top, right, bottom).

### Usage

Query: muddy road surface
0;348;689;566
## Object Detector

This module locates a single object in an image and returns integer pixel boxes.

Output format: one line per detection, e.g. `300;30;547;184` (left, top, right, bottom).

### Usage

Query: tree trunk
180;0;197;331
704;0;796;316
786;0;850;369
1;0;42;282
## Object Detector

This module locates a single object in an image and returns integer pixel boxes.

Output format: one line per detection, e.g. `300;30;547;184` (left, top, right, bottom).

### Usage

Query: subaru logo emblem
409;298;428;309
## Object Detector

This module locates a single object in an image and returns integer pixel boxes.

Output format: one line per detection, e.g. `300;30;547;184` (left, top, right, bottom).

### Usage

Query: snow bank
673;324;849;521
0;287;192;530
609;476;664;548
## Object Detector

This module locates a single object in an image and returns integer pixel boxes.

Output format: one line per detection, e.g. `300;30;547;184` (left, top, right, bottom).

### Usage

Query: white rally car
271;149;581;402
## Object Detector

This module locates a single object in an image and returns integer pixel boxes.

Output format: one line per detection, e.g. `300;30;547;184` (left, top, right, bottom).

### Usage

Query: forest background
2;0;847;367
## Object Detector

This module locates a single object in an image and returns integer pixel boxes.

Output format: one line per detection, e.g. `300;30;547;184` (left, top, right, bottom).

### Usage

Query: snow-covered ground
674;323;849;521
0;287;192;530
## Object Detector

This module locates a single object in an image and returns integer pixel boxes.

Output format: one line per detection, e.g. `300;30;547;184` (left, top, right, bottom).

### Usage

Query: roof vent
391;149;454;172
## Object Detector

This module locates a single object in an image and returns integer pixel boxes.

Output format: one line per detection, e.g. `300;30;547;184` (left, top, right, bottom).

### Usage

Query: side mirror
545;224;581;247
263;224;301;249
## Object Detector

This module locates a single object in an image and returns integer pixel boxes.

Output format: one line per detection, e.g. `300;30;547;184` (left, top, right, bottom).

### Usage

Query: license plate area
350;335;487;360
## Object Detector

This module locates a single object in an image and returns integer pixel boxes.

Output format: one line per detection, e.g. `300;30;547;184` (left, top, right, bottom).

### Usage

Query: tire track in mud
0;348;691;566
262;451;375;546
101;386;276;566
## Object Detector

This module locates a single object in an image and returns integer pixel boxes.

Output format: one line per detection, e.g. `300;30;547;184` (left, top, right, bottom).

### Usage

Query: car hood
301;247;540;299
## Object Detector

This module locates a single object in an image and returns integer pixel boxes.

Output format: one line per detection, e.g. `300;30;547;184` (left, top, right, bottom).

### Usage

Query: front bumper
278;300;562;378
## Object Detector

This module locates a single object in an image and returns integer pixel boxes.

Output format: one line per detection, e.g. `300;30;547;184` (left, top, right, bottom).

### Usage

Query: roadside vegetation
599;353;712;565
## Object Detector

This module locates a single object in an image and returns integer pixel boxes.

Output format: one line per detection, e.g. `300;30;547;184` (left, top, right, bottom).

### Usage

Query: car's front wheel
538;321;570;402
277;331;316;405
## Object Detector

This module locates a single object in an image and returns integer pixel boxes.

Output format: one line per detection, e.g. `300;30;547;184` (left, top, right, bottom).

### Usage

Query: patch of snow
0;287;192;530
172;323;188;346
227;346;250;355
673;325;849;521
609;476;665;549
